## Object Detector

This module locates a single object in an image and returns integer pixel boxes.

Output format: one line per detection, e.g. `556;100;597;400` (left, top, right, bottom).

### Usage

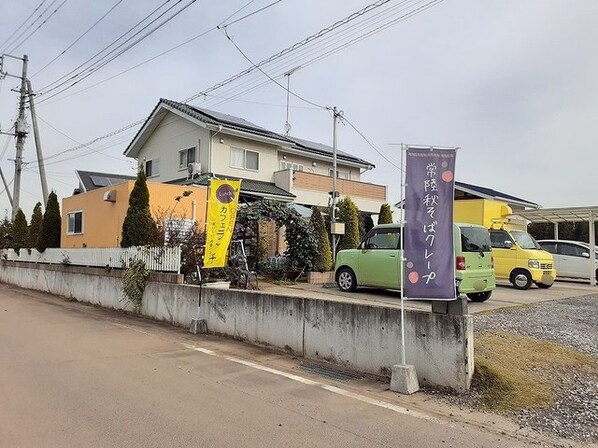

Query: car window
539;242;557;253
365;228;400;249
490;230;512;249
460;227;491;252
510;231;541;250
558;243;585;257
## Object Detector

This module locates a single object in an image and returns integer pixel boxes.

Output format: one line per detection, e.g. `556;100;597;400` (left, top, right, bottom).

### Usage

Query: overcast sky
0;0;596;219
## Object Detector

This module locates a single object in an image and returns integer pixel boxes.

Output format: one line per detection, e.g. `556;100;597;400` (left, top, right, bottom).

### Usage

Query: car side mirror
504;240;513;249
359;242;366;250
582;252;590;258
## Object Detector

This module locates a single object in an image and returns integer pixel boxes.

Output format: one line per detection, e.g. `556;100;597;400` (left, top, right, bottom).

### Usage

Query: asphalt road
0;284;553;448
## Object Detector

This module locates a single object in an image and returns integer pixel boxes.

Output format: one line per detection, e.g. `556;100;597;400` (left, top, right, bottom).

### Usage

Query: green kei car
334;223;496;302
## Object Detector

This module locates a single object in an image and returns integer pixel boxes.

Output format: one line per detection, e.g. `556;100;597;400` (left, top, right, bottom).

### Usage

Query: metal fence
0;246;182;273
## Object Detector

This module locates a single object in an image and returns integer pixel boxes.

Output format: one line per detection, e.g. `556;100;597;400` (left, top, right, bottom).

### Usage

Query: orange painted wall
61;181;207;248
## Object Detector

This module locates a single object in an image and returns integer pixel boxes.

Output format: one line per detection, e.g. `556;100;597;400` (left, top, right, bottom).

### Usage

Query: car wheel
536;282;552;289
466;291;492;302
337;267;357;292
511;269;532;290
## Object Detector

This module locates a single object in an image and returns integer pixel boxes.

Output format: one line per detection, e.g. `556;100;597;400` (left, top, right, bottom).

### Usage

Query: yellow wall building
61;181;207;248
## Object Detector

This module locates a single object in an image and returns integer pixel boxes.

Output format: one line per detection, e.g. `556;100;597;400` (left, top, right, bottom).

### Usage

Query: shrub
309;207;332;271
28;202;43;249
121;169;157;247
336;197;360;252
11;209;28;252
37;191;61;252
359;212;374;242
378;203;393;224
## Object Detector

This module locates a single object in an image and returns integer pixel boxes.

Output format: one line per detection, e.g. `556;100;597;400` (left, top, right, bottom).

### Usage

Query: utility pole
330;106;344;262
27;79;48;207
11;54;28;219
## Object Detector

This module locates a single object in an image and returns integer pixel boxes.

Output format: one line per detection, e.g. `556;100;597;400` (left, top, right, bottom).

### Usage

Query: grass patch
473;331;594;412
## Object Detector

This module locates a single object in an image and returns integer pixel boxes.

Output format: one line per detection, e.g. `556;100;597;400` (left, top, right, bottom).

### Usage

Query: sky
0;0;596;220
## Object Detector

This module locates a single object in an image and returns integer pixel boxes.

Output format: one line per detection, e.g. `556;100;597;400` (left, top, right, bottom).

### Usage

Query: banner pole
400;143;406;366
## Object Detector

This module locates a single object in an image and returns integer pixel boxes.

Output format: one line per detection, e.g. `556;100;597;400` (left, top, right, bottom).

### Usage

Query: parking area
260;279;597;314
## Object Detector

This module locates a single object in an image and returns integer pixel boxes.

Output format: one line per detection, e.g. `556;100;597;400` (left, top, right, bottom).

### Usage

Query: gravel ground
469;294;598;444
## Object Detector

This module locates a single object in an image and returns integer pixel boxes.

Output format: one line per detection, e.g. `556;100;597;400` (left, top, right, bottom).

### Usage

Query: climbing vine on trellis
234;200;318;271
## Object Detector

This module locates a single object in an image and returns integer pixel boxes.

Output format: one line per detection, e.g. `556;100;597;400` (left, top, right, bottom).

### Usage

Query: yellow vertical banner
203;179;241;268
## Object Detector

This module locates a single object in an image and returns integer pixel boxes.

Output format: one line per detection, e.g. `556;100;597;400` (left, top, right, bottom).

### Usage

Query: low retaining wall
0;261;473;391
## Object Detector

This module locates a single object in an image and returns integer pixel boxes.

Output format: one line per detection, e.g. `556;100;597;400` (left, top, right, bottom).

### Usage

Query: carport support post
590;211;596;286
553;222;559;240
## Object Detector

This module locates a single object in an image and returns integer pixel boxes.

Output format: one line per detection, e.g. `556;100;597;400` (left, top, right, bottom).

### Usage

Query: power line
36;0;174;95
39;27;219;106
219;0;284;28
37;0;286;106
218;0;258;27
197;0;444;113
32;119;144;164
0;0;47;52
37;0;199;103
34;113;128;162
29;0;443;169
6;0;69;54
184;0;392;104
31;0;126;78
221;27;327;110
341;115;403;171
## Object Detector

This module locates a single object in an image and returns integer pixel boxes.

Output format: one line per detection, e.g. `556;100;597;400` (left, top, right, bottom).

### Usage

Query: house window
329;169;350;180
67;211;83;235
280;161;304;171
145;158;160;177
231;147;259;171
179;147;196;170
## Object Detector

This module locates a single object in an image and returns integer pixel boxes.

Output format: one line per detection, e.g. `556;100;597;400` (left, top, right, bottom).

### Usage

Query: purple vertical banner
404;147;456;300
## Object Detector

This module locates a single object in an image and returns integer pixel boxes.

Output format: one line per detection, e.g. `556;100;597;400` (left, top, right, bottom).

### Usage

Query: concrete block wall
0;262;473;391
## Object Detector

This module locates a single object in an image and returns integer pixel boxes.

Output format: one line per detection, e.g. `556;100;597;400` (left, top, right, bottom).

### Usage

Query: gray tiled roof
284;136;372;166
455;181;538;208
128;99;374;168
177;173;295;200
161;99;285;142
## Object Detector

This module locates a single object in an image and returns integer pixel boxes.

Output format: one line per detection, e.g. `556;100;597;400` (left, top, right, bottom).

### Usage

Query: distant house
395;181;539;212
61;170;207;248
122;98;387;213
452;181;539;212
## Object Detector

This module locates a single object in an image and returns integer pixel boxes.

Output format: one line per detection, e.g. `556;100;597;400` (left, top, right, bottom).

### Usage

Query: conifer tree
359;212;374;241
0;214;12;249
12;209;29;252
336;197;360;252
37;191;61;252
121;169;157;247
378;203;393;224
309;207;333;271
28;202;43;248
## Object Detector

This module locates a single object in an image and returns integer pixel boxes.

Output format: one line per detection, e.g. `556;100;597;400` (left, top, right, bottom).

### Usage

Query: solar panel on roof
90;175;110;187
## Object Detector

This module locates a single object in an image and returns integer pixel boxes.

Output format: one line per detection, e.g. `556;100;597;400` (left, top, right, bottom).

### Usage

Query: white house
123;99;387;213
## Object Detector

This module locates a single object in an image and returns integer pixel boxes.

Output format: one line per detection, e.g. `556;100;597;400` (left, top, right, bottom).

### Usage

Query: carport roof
513;206;598;223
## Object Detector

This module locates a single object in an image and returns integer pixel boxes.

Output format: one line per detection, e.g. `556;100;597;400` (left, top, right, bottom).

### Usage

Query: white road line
182;343;443;425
